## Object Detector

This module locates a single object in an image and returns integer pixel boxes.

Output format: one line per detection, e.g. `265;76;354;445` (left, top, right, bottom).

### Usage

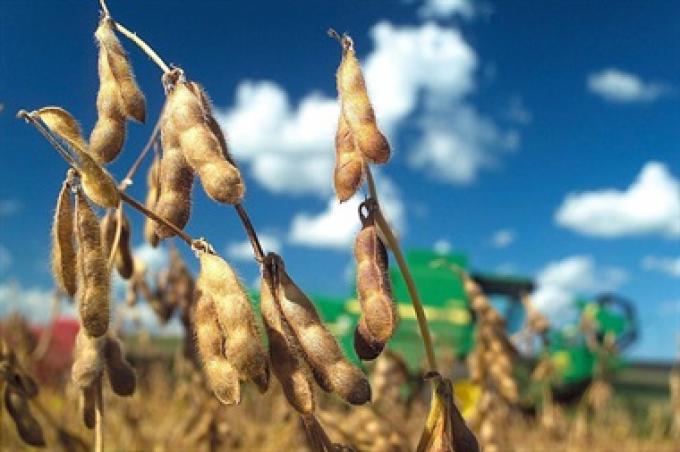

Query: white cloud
587;68;669;103
227;233;282;261
289;175;404;250
419;0;475;19
532;256;627;319
642;255;680;278
433;239;452;254
0;280;76;324
133;243;169;274
555;161;680;238
215;21;518;195
491;229;515;248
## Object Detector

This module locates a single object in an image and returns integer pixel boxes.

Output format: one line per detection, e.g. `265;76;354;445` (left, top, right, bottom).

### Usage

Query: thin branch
118;191;193;247
119;112;163;190
94;378;104;452
234;204;265;263
112;20;171;74
98;0;110;18
365;167;438;372
17;110;78;168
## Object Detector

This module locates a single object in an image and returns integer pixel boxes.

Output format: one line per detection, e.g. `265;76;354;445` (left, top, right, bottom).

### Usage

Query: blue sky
0;0;678;360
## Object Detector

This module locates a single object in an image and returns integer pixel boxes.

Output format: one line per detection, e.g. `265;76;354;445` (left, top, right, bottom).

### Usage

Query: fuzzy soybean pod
4;387;46;447
194;294;240;405
75;191;111;337
90;20;127;164
78;151;120;209
336;34;390;164
334;114;365;202
101;210;134;279
95;19;146;123
196;253;269;392
80;385;96;429
144;154;161;247
71;329;106;389
260;259;315;415
270;253;371;405
353;210;398;360
166;82;244;204
155;99;194;239
104;335;136;396
51;180;77;297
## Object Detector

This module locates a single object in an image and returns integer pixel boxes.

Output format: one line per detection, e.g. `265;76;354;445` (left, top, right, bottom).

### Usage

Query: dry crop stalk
75;187;111;338
51;177;77;297
90;17;146;164
196;252;269;392
332;31;390;164
266;253;371;406
353;203;398;360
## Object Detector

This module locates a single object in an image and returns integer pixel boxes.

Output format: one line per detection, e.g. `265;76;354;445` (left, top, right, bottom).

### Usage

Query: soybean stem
234;204;265;263
365;167;438;372
120;113;163;190
98;0;110;18
118;191;193;247
94;378;104;452
112;21;171;74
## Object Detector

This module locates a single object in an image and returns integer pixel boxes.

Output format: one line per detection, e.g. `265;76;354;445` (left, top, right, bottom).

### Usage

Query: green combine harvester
309;249;639;405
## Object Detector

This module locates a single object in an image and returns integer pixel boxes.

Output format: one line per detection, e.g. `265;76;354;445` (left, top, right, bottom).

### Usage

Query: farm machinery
310;249;639;405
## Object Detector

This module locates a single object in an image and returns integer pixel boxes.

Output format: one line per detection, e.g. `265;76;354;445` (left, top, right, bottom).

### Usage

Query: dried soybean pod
353;209;397;359
155;93;194;238
354;318;384;361
35;106;89;153
194;295;240;404
71;329;106;388
197;253;269;392
75;191;111;337
260;258;315;414
271;253;371;405
4;387;46;447
95;18;146;123
334;114;365;202
104;210;135;279
167;82;244;204
81;385;96;429
144;153;161;247
90;20;127;164
51;180;77;297
104;336;136;396
336;34;390;164
77;150;120;208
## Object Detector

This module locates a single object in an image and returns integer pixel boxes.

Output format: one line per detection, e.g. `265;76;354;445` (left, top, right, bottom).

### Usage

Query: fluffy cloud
555;161;680;238
0;281;75;324
587;68;669;103
289;175;404;250
419;0;475;19
215;21;518;195
227;233;282;261
642;255;680;278
532;256;627;319
490;229;515;248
